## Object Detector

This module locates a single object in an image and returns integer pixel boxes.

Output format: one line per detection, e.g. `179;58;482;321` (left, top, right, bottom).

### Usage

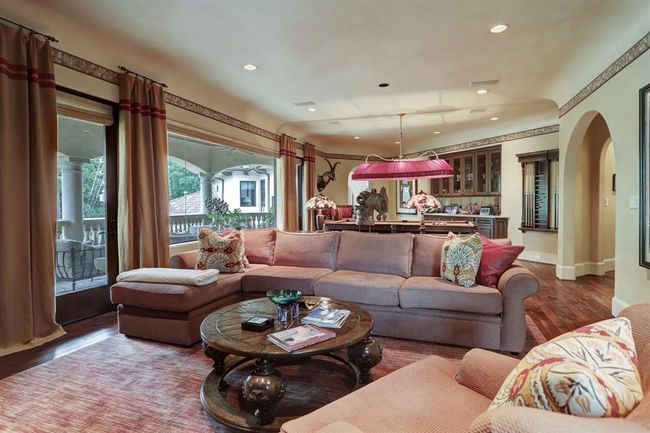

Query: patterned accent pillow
440;232;483;287
489;318;643;417
196;227;246;273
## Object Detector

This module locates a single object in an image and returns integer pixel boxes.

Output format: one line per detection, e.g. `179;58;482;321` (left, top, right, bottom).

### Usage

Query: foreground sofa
110;229;539;352
281;304;650;433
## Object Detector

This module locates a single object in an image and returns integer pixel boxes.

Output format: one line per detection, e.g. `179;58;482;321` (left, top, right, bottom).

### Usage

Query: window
240;181;257;207
167;132;276;244
56;116;109;295
517;149;559;232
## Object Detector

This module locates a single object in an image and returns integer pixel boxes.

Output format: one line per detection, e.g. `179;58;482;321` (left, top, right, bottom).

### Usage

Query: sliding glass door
55;90;118;323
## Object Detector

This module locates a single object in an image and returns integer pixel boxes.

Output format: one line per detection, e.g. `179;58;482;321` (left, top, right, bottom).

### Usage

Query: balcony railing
56;217;106;245
169;212;274;234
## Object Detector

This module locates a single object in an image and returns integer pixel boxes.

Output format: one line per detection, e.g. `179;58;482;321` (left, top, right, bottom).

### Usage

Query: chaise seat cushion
110;267;261;313
281;355;491;433
314;270;404;307
399;277;503;315
241;265;333;295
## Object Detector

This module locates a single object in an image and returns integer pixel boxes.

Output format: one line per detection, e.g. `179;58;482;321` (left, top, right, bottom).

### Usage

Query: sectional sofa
110;229;539;353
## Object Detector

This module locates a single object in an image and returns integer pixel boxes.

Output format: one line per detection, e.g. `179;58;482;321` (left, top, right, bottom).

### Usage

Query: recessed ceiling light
490;24;509;34
354;136;361;140
476;89;489;95
306;107;317;112
243;64;258;71
395;141;401;144
378;83;390;88
490;117;500;121
434;131;441;134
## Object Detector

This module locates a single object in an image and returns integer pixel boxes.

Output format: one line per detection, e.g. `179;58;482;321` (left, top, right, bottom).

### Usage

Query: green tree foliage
168;160;200;200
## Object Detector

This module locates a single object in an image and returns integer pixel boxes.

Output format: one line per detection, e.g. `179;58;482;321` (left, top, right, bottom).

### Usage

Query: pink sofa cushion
241;265;333;295
411;234;447;277
399;276;503;315
273;231;340;269
336;231;413;277
242;229;276;265
314;270;404;306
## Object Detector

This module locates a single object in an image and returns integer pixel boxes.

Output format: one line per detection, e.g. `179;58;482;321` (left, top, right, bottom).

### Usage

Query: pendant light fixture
351;114;455;180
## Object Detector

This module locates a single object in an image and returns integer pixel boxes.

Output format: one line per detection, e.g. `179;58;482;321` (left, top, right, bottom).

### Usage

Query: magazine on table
301;306;351;329
267;324;336;352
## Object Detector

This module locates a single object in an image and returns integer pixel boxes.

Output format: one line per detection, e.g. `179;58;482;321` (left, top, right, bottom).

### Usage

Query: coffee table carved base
242;358;287;425
347;336;383;383
202;342;227;373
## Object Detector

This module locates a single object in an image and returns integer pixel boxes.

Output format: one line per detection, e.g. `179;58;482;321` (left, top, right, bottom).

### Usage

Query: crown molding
559;32;650;117
314;125;559;162
50;47;281;142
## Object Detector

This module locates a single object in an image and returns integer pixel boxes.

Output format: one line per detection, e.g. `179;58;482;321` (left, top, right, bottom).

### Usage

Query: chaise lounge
110;229;539;352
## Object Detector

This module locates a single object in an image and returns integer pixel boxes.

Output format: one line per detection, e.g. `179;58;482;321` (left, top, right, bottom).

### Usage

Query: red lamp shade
351;159;455;181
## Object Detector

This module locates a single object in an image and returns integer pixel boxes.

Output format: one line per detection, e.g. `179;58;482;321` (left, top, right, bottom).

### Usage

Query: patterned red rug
0;317;545;433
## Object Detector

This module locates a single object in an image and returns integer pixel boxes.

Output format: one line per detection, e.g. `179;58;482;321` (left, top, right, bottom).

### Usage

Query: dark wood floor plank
0;262;614;379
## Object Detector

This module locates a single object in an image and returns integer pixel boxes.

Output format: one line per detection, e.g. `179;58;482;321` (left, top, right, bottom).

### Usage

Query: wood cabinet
424;214;509;239
430;145;501;196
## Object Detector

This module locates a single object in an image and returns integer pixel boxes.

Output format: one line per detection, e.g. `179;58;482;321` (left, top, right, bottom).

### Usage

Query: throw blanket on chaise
116;268;219;286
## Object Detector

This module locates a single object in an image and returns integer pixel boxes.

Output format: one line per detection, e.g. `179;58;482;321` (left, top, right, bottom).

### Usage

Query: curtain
304;143;317;231
0;24;65;356
280;134;299;232
118;73;170;271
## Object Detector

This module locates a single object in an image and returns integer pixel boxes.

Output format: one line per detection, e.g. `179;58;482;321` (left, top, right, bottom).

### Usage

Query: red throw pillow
477;237;524;287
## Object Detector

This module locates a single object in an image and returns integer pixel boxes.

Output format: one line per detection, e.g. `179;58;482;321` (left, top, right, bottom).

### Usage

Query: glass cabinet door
489;150;501;193
431;178;441;195
463;155;474;193
475;153;487;193
452;157;462;194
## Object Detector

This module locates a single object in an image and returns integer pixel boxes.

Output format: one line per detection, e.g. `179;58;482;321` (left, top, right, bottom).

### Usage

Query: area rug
0;317;545;433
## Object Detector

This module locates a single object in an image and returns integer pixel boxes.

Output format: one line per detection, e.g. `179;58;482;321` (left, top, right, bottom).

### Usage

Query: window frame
239;180;257;208
517;149;560;233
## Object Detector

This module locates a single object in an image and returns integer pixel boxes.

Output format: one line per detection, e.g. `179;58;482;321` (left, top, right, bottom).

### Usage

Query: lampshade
306;194;337;209
406;191;442;211
351;158;455;181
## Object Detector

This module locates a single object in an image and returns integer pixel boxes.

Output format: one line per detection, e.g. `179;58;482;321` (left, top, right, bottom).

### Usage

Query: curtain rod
118;66;168;88
0;16;58;42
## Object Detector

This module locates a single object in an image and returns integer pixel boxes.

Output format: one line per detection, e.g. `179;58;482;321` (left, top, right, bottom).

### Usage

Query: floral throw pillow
440;232;482;287
196;227;246;273
489;318;643;417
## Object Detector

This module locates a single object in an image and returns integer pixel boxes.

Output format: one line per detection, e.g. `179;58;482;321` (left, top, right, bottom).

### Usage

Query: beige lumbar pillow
490;317;643;417
196;227;246;273
440;232;483;287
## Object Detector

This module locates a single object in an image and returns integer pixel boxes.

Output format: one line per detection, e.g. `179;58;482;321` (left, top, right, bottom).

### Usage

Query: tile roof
169;191;203;216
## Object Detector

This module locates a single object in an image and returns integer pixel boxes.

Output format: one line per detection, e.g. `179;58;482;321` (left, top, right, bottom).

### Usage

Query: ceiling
32;1;650;151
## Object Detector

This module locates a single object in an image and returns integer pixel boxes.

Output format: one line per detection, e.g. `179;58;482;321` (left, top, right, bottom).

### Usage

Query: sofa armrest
496;266;540;353
469;406;647;433
456;349;519;400
169;251;197;269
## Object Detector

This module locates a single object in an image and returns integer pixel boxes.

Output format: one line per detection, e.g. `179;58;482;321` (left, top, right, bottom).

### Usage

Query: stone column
59;157;89;241
199;172;214;215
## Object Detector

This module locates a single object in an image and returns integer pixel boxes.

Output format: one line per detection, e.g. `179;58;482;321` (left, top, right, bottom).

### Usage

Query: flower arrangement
406;191;442;213
306;194;337;210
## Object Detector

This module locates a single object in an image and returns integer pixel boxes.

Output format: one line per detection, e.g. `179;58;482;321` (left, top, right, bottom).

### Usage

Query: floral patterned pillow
440;232;483;287
196;227;246;273
489;318;643;417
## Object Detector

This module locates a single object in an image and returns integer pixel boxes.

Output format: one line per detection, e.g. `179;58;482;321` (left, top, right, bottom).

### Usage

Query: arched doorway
348;168;370;204
559;112;616;279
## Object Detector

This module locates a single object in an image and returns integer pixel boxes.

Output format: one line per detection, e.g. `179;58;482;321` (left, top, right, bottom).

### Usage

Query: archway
559;112;615;279
348;167;370;204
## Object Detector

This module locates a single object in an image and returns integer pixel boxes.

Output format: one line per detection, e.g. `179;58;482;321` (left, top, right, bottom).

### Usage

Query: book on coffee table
301;306;351;329
267;324;336;352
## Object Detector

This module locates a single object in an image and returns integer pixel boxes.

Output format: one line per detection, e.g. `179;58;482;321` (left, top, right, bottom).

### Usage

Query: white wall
216;171;274;213
558;49;650;315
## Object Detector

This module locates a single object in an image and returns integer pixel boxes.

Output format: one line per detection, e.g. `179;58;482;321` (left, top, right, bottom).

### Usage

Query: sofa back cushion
411;234;447;277
273;231;340;269
336;231;413;277
243;229;276;265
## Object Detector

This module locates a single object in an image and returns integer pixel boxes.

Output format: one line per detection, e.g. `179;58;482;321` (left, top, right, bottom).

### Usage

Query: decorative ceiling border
559;32;650;117
50;47;280;142
315;124;559;161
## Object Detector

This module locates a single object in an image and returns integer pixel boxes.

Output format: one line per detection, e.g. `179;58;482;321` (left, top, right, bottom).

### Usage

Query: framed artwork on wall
396;179;417;214
639;83;650;268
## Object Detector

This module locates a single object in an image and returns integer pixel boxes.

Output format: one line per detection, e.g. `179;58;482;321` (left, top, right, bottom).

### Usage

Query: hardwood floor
0;261;614;380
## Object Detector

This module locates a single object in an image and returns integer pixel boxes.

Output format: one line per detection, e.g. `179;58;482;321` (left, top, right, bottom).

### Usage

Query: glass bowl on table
266;290;302;326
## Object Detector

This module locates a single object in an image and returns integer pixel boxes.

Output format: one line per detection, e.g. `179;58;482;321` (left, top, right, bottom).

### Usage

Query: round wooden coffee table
199;296;382;432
